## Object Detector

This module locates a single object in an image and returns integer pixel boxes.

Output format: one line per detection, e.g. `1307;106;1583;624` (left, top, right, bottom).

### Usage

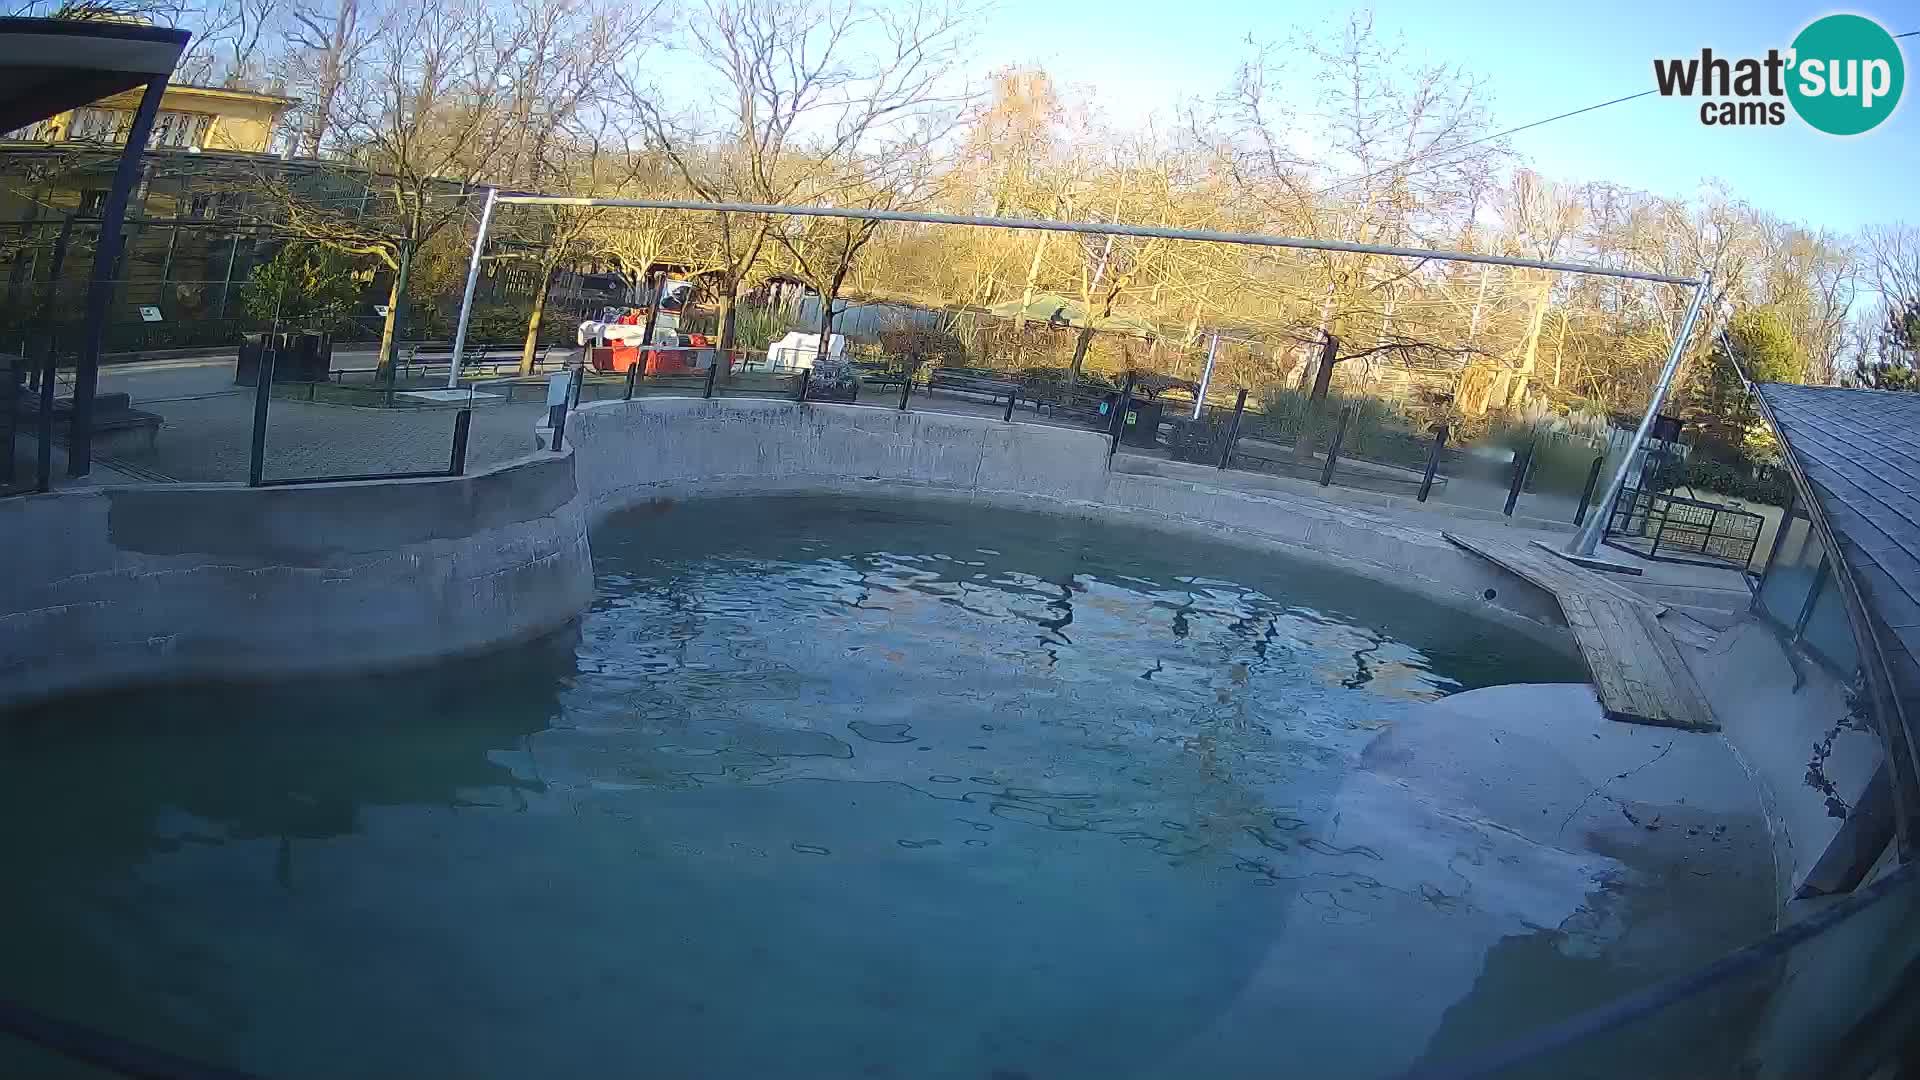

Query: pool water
0;496;1640;1079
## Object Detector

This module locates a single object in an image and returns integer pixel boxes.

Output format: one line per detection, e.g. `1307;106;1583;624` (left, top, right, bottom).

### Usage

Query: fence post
1320;404;1355;486
1108;372;1137;458
248;344;275;487
897;364;914;410
1650;500;1672;557
1418;423;1447;503
796;367;811;403
624;363;639;401
1002;386;1017;422
703;357;719;399
1503;439;1536;516
449;408;472;476
35;334;57;492
1573;455;1604;526
1217;388;1248;469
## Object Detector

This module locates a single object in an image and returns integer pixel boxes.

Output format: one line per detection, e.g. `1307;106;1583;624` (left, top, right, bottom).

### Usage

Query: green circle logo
1787;14;1904;135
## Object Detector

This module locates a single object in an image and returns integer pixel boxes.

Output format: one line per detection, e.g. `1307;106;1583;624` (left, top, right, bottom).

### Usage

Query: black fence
1605;487;1766;571
245;342;474;487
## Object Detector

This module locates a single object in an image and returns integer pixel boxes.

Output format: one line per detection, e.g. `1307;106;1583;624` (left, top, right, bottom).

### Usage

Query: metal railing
244;344;473;487
1605;487;1766;571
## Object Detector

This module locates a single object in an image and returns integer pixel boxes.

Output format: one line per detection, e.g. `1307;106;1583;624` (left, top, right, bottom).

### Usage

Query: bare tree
630;0;974;354
282;0;380;157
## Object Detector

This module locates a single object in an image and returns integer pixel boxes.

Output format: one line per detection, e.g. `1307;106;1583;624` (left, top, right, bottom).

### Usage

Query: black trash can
234;333;285;386
1121;398;1164;448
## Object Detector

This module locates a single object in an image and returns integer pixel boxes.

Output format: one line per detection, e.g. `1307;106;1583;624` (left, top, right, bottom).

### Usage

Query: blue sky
970;0;1917;234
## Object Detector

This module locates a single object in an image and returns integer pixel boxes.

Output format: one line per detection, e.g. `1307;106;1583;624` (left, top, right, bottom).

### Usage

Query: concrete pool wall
1;396;1571;710
0;451;593;711
566;396;1576;644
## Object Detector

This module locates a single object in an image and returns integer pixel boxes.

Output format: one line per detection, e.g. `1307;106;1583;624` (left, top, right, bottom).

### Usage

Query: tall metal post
1321;404;1354;486
1567;275;1713;556
248;343;276;486
214;232;240;320
1573;456;1605;526
1192;331;1220;420
446;188;499;389
1108;372;1137;458
637;268;664;351
71;76;168;478
1217;388;1247;469
1418;424;1447;503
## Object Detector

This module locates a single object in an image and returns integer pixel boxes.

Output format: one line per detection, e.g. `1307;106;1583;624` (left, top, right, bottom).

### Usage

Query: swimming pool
1;496;1775;1078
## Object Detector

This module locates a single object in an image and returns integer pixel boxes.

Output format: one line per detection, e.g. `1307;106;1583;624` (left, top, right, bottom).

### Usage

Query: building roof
1756;382;1920;759
0;17;189;135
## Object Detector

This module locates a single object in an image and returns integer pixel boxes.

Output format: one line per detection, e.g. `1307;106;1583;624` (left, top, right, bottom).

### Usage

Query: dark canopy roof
1756;382;1920;783
0;17;189;135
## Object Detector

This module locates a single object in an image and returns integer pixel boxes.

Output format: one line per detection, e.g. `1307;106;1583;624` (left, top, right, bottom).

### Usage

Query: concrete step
1656;607;1728;650
1623;580;1752;614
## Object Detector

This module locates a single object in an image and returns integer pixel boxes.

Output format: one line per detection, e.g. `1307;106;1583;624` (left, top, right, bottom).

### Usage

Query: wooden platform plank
1442;533;1718;732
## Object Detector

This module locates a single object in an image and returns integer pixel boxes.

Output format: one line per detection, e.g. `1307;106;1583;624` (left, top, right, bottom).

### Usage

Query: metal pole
449;408;472;475
1109;372;1137;458
1192;331;1220;420
1573;456;1605;526
215;232;240;321
1002;386;1017;422
637;268;664;352
1321;404;1354;486
491;195;1701;286
35;334;56;492
1567;275;1713;555
72;76;167;478
624;363;639;400
703;357;720;399
1218;388;1247;469
1504;439;1536;516
1418;424;1447;502
446;187;498;389
248;343;275;486
898;364;913;410
796;367;811;402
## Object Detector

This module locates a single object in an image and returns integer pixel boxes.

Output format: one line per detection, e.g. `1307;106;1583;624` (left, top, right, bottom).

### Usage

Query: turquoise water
0;496;1657;1079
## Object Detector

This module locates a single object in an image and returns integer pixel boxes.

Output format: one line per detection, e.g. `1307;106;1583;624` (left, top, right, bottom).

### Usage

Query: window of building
1755;504;1861;675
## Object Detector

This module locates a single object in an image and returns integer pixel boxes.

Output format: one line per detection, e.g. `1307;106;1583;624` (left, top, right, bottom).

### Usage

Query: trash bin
1121;398;1164;448
236;332;332;385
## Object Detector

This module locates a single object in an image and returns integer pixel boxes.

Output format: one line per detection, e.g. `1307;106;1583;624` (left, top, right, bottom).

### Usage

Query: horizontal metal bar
492;195;1701;285
254;469;452;487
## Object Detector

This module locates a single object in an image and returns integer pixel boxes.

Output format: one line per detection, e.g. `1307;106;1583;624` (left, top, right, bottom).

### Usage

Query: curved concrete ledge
0;452;593;710
570;397;1576;647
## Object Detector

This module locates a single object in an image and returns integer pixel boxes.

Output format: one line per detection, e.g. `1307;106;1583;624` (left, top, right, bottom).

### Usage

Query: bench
924;367;1020;405
404;343;566;379
21;392;162;455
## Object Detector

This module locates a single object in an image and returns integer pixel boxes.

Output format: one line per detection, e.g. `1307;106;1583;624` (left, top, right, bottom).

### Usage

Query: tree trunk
1295;333;1340;463
715;279;740;355
376;246;411;377
1067;324;1095;385
1010;232;1049;364
521;264;556;377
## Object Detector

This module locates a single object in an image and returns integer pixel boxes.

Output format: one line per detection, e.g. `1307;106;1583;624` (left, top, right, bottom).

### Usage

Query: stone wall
568;397;1574;644
0;452;592;710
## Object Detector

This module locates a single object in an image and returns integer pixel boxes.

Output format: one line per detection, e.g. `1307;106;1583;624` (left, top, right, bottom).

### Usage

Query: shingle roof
1756;384;1920;725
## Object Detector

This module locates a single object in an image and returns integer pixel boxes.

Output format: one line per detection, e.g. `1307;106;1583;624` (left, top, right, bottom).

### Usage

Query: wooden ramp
1444;533;1717;732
